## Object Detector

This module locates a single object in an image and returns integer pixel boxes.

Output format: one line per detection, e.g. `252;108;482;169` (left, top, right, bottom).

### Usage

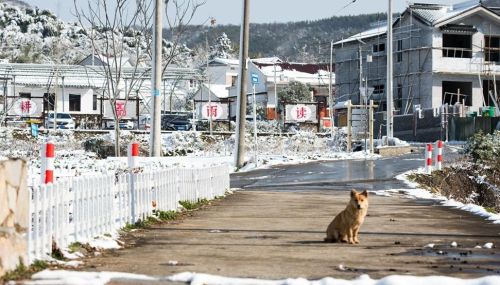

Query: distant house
245;58;333;119
193;57;239;102
195;57;334;120
0;63;198;127
334;0;500;115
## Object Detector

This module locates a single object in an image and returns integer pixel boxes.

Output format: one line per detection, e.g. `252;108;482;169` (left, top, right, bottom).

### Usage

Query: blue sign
31;124;39;138
251;73;259;84
152;89;160;97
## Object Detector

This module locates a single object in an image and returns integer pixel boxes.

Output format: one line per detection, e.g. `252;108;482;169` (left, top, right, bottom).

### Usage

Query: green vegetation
121;210;180;231
68;242;83;253
464;130;500;166
179;199;210;210
1;259;48;282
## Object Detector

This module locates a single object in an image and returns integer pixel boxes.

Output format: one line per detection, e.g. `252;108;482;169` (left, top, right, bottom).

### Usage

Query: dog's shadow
292;240;329;245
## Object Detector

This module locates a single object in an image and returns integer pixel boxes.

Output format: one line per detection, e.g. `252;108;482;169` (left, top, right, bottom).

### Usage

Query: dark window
485;36;500;62
442;81;472;105
69;94;81;111
373;43;385;53
43;93;55;111
373;84;385;94
442;34;472;58
396;84;403;111
231;76;237;87
93;94;98;111
397;40;403;62
19;92;31;99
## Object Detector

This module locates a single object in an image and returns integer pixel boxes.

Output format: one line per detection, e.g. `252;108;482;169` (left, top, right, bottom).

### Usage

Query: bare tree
74;0;153;156
74;0;204;156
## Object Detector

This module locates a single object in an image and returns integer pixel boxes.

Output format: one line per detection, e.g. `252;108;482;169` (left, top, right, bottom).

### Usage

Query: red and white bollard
40;141;55;184
435;140;443;170
128;142;139;169
425;143;433;174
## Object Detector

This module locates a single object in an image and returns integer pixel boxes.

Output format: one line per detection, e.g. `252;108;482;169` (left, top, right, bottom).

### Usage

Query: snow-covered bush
464;130;500;165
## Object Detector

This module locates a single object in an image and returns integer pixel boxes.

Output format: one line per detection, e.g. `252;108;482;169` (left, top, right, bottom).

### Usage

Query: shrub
464;130;500;165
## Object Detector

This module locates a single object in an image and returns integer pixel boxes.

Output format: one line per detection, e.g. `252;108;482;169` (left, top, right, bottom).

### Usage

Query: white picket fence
28;164;230;262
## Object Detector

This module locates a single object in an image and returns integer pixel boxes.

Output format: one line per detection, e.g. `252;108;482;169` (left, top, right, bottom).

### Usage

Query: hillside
0;0;386;65
167;13;387;62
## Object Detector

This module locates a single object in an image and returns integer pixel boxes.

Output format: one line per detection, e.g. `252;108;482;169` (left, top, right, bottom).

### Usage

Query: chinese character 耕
20;100;32;114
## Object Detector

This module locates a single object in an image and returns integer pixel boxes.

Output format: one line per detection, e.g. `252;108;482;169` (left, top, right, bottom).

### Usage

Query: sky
25;0;465;25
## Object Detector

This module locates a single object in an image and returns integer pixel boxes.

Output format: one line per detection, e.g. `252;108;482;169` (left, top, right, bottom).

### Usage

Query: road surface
75;150;499;283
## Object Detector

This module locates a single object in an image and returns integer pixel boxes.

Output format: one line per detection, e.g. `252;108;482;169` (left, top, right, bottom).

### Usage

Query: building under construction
334;0;500;117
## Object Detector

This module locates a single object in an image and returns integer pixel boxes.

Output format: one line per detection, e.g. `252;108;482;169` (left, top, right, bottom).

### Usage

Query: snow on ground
22;270;500;285
0;128;379;181
369;169;500;224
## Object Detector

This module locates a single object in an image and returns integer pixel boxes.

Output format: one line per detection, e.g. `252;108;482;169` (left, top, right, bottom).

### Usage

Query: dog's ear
350;189;357;197
361;190;368;197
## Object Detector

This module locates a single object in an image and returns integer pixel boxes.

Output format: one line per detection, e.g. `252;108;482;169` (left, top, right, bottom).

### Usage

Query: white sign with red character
286;104;316;122
201;103;225;120
115;101;127;118
14;99;37;116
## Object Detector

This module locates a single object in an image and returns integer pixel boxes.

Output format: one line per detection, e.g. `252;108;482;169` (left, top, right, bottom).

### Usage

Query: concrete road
75;150;500;282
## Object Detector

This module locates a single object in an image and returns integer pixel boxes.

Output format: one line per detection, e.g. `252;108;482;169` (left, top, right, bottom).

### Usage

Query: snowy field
0;127;378;184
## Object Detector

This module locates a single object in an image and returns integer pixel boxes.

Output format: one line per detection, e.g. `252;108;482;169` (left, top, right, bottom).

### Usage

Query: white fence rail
28;165;230;262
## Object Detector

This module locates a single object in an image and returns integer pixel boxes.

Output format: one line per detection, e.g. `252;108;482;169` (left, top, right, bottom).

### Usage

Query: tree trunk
114;123;121;157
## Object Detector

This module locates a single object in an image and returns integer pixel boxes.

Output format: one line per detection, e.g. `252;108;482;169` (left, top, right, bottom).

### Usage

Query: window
93;94;98;111
373;43;385;53
19;92;31;99
442;34;472;58
485;36;500;62
442;81;472;106
43;93;55;111
396;40;403;62
69;94;81;112
396;84;403;111
373;84;385;94
231;76;237;87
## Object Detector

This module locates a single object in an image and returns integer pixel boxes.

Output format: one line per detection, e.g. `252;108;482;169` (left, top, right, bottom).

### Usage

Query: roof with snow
253;61;333;85
208;58;239;66
334;0;500;46
0;63;199;88
251;57;283;65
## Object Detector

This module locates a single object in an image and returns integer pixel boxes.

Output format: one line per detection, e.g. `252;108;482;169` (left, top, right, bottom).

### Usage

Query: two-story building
334;0;500;115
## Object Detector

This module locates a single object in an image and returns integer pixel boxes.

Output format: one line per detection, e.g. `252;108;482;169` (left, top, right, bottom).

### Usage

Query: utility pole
329;40;334;137
359;45;363;105
206;20;214;135
234;0;250;169
150;0;162;156
386;0;394;141
273;61;279;133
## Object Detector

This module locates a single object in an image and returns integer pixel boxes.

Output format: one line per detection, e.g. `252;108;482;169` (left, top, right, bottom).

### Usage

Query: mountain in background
0;0;386;65
166;13;387;63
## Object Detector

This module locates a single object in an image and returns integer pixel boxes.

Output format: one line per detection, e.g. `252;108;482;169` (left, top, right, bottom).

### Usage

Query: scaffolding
334;7;500;116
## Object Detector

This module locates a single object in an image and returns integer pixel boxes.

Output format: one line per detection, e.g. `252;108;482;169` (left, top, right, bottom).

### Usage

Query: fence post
426;143;433;174
41;141;55;184
436;140;443;170
128;142;139;169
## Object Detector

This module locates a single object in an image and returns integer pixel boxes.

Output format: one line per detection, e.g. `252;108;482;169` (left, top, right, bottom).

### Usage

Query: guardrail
28;165;230;262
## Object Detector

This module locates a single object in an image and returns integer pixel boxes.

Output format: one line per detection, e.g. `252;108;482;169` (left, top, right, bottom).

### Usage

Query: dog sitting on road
325;189;369;244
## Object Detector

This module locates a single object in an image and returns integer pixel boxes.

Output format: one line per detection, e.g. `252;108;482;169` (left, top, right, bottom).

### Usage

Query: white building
334;0;500;114
0;63;198;127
